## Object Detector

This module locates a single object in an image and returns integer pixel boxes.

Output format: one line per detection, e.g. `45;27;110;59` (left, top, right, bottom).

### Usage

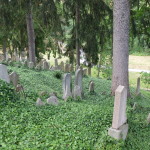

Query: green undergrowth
0;65;150;150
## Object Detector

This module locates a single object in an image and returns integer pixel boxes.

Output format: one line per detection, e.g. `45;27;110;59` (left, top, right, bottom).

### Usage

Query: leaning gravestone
47;96;59;105
136;77;140;96
74;69;83;98
9;72;19;87
63;73;72;100
108;85;128;140
0;64;10;83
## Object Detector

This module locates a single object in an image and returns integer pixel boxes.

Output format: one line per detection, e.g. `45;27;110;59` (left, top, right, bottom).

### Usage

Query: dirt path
129;55;150;70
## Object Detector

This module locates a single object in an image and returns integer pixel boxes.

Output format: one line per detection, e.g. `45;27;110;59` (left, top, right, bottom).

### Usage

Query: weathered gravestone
136;77;140;96
0;64;10;83
28;62;34;69
73;85;82;99
74;69;83;98
35;64;41;70
108;85;128;140
147;113;150;124
89;81;94;93
63;73;72;101
36;98;45;106
60;61;64;71
64;64;70;73
47;96;59;105
42;61;49;70
9;72;19;87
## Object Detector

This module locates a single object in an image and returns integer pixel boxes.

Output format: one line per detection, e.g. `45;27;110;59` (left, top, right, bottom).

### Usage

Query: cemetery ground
0;64;150;149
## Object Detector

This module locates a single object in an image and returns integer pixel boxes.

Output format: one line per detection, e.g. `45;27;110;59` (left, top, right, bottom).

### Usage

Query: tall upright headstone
83;68;87;76
63;73;72;100
60;61;64;71
42;61;49;70
64;64;70;73
74;69;83;98
55;58;58;68
0;64;10;83
108;85;128;140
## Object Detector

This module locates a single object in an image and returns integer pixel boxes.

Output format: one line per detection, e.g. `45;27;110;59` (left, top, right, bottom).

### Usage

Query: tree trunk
26;1;36;64
2;39;7;60
76;2;80;66
111;0;130;97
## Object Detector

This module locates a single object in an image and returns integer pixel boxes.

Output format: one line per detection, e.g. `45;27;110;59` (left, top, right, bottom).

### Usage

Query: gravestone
89;81;94;93
147;113;150;124
43;61;49;70
55;58;58;67
28;62;34;69
0;64;10;83
60;61;64;71
35;64;41;70
63;73;72;100
36;98;45;106
64;64;70;72
9;72;19;87
47;96;59;105
73;85;82;99
74;69;83;98
108;85;128;140
136;77;140;96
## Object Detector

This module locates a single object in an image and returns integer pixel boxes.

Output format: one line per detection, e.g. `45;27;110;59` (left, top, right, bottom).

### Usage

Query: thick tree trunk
2;39;7;60
111;0;130;97
26;1;36;64
76;2;80;66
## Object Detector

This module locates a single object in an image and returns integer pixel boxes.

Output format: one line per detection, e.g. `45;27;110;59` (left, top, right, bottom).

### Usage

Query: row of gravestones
1;63;149;141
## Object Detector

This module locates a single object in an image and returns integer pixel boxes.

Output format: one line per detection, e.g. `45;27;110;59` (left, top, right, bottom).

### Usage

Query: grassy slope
0;65;150;150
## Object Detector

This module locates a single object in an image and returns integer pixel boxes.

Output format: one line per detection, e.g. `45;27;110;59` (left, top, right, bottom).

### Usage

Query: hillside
0;65;150;150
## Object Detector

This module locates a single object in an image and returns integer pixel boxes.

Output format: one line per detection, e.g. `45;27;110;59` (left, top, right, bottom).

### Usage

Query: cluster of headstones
0;64;23;92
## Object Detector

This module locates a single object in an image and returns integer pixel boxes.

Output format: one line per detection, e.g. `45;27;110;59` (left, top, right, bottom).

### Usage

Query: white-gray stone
108;123;128;140
63;73;72;100
89;81;94;93
73;85;82;99
36;98;45;106
0;64;10;83
9;72;19;87
42;61;49;70
60;61;64;71
47;96;59;105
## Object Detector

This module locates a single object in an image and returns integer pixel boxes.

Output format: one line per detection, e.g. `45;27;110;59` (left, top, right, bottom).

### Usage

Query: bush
53;71;62;79
101;65;112;80
0;79;18;105
140;72;150;89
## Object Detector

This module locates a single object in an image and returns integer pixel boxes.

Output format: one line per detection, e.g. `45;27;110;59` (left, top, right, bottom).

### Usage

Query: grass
0;64;150;149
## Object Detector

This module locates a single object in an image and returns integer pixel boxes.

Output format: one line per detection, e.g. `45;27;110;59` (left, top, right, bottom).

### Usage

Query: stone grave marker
108;85;128;140
0;64;10;83
47;96;59;105
89;81;94;93
43;61;49;70
36;98;45;106
64;64;70;72
63;73;72;100
55;58;58;68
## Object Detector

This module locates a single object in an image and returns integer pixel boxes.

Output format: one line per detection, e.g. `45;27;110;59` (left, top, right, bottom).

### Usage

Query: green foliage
53;71;62;79
101;66;112;80
140;72;150;89
0;79;18;105
0;63;150;149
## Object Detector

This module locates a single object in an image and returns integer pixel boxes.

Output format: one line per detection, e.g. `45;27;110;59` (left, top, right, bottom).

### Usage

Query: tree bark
26;1;36;64
111;0;130;97
76;2;80;66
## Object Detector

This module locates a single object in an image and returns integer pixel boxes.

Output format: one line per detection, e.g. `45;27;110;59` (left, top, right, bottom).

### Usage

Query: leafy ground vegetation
0;64;150;150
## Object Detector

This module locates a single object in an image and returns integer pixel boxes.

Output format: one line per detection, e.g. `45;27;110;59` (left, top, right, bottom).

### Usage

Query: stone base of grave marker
108;123;128;140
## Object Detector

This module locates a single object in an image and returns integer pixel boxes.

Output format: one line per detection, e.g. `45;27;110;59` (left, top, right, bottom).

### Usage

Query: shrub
140;72;150;89
0;79;18;105
53;71;62;79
